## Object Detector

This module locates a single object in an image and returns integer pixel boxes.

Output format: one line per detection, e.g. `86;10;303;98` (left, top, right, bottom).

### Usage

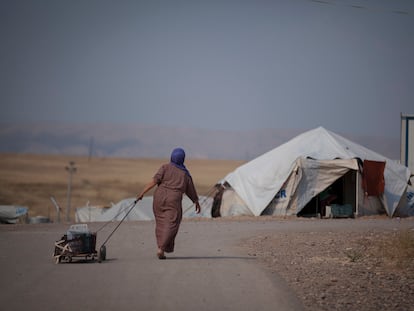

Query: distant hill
0;122;400;161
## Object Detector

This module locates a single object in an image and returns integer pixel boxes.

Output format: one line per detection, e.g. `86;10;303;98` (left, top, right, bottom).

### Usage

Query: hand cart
53;224;97;264
53;200;138;264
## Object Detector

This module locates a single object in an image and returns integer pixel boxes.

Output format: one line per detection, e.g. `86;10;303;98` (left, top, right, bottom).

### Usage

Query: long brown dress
153;163;199;253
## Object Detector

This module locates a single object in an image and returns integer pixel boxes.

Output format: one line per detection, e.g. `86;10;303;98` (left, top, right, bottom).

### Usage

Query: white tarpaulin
0;205;28;224
224;127;411;217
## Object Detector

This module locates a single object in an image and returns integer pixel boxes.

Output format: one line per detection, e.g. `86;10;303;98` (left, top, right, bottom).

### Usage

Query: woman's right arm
137;179;157;201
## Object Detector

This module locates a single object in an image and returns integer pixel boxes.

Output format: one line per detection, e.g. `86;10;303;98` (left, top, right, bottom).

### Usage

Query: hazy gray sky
1;0;413;138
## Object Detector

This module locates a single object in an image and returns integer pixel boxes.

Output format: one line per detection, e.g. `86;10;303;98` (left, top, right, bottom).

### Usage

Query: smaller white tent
219;127;412;218
75;196;212;222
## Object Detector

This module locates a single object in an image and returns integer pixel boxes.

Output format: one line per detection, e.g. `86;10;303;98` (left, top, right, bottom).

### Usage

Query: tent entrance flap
297;169;357;218
261;157;359;217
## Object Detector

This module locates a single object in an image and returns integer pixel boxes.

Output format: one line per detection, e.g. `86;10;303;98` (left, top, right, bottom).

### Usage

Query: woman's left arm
186;177;201;214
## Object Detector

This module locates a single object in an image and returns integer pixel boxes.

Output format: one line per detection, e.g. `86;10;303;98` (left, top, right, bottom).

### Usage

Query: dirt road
0;219;304;311
1;217;413;311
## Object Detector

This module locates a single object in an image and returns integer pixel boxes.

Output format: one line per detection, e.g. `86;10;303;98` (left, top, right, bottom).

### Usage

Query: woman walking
137;148;201;259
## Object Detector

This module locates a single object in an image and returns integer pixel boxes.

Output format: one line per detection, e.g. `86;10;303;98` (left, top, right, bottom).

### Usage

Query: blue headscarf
170;147;190;176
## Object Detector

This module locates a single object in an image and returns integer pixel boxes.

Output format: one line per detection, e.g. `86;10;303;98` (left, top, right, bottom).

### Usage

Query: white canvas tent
218;127;412;218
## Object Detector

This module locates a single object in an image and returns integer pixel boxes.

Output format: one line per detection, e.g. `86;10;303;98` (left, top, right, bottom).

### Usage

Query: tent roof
224;126;411;216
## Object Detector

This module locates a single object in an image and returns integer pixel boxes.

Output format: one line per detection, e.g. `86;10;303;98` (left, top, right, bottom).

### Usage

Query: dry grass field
0;153;244;220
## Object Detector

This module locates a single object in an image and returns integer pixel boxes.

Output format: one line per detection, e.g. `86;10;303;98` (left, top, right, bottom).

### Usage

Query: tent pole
355;170;359;217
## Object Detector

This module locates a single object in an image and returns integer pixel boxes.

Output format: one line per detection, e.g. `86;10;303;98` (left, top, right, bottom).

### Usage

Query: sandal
157;250;166;260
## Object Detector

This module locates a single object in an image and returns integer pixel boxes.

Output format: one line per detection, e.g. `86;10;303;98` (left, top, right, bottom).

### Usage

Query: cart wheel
98;245;106;263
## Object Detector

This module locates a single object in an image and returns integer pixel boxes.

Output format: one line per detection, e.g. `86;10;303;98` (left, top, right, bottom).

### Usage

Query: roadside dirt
243;221;414;311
